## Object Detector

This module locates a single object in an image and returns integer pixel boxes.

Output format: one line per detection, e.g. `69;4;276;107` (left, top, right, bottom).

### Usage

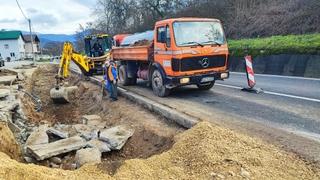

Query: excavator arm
51;42;94;103
58;42;92;78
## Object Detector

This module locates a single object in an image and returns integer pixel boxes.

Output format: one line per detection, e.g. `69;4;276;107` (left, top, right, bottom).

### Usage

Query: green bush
228;34;320;57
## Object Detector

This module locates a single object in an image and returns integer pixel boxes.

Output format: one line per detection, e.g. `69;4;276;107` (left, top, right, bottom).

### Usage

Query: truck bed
112;45;153;61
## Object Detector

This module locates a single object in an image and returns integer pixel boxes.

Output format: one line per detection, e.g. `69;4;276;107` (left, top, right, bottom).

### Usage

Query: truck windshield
173;21;226;47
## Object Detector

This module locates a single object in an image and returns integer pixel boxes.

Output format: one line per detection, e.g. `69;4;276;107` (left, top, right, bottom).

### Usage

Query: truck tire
197;81;215;90
151;69;170;97
119;65;136;85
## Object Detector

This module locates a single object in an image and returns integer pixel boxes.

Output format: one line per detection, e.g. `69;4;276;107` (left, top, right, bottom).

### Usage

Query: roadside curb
71;69;199;129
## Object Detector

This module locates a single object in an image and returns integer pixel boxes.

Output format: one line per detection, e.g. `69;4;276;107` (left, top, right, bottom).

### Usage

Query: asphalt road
112;72;320;162
67;61;320;162
220;72;320;101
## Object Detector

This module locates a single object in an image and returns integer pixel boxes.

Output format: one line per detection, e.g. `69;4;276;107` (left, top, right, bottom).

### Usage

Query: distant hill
22;31;76;47
38;34;76;43
38;34;76;47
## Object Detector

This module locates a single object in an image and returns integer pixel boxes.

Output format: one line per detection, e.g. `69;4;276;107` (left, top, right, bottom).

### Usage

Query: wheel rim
119;67;125;82
152;70;163;91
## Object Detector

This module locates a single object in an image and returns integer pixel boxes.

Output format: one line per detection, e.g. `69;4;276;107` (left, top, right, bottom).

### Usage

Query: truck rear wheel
197;81;215;90
119;65;136;86
151;69;170;97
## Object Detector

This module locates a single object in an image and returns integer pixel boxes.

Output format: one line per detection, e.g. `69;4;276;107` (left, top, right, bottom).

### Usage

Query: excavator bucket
50;86;78;104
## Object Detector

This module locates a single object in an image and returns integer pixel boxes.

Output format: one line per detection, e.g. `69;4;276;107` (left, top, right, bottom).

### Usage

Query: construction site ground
0;63;319;179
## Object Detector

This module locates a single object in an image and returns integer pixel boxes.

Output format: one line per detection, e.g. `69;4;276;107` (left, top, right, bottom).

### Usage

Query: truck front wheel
197;81;215;90
151;69;170;97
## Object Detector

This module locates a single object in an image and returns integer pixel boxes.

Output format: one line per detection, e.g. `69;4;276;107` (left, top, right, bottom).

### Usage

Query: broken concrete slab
6;101;19;111
47;128;69;139
49;157;62;165
81;114;102;125
27;136;86;161
25;125;49;147
99;125;134;150
75;148;101;168
0;75;17;85
24;156;36;164
73;124;99;141
0;89;10;98
87;139;111;153
7;121;22;133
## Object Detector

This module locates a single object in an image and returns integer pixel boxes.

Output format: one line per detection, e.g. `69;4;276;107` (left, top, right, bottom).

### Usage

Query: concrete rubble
0;75;17;85
87;139;111;153
49;157;62;165
5;102;134;167
27;136;87;161
81;114;102;125
0;89;10;98
75;148;101;168
47;128;69;139
25;125;49;147
99;125;134;150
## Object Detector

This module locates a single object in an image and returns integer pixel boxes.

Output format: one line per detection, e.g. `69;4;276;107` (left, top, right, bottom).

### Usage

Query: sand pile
0;122;21;161
0;122;319;179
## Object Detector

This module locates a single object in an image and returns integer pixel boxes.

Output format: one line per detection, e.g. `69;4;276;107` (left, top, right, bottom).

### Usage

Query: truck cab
112;18;229;97
153;18;229;90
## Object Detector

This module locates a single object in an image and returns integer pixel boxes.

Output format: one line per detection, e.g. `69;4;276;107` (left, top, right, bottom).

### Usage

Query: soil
19;64;182;173
0;122;21;161
0;121;319;179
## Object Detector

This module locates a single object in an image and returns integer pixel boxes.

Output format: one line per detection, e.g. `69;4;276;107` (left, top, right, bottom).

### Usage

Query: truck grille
172;55;226;72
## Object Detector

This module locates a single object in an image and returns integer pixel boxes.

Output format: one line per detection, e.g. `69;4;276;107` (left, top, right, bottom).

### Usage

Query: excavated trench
14;64;182;174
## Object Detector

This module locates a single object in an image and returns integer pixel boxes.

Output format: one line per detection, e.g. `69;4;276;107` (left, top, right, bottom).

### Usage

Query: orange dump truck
112;18;229;97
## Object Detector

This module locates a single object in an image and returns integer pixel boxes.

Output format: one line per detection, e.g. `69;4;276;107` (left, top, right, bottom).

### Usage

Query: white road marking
230;72;320;81
216;83;320;103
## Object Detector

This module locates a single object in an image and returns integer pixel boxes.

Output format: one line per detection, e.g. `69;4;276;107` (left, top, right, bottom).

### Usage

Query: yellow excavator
50;34;112;103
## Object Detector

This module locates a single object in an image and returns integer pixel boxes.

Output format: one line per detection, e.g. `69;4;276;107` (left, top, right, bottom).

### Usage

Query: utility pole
16;0;35;64
28;19;35;64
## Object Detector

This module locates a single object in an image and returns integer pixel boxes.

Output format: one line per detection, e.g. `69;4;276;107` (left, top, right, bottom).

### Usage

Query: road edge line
216;83;320;103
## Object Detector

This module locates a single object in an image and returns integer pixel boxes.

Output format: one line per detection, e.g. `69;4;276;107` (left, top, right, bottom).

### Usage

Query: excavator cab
84;34;112;57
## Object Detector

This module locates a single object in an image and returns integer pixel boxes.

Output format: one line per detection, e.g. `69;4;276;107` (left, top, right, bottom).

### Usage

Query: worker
92;41;103;57
103;60;118;101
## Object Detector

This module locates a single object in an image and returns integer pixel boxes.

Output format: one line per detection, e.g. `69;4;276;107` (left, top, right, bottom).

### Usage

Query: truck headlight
220;73;229;79
180;78;190;84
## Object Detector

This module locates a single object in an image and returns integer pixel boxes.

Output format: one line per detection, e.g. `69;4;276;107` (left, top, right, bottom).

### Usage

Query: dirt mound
115;121;320;179
0;122;21;161
0;122;319;179
17;64;180;172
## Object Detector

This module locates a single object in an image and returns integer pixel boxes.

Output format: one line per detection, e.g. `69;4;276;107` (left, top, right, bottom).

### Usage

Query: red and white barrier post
242;55;263;93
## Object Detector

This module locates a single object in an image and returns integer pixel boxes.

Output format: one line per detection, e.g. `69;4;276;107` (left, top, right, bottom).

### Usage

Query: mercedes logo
200;58;209;68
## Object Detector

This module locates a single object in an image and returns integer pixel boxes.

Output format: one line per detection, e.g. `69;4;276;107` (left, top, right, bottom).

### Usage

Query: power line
15;0;28;20
15;0;35;64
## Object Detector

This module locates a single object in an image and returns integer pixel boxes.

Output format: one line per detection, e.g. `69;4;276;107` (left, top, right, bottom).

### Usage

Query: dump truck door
154;24;173;76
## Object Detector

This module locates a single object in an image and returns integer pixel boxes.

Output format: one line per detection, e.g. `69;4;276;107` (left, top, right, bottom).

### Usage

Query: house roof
0;30;24;40
23;34;40;42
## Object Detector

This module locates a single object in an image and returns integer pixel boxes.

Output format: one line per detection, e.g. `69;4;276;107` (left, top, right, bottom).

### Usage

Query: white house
0;30;26;61
23;34;41;57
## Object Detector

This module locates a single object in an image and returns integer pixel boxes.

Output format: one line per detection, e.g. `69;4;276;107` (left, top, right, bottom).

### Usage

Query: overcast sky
0;0;94;34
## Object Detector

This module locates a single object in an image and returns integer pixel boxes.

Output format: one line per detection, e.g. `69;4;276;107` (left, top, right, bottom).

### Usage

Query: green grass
228;33;320;57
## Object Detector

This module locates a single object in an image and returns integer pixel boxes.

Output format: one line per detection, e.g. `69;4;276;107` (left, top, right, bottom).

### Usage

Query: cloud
26;8;38;14
0;18;17;23
30;12;58;26
72;0;93;6
0;0;93;34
